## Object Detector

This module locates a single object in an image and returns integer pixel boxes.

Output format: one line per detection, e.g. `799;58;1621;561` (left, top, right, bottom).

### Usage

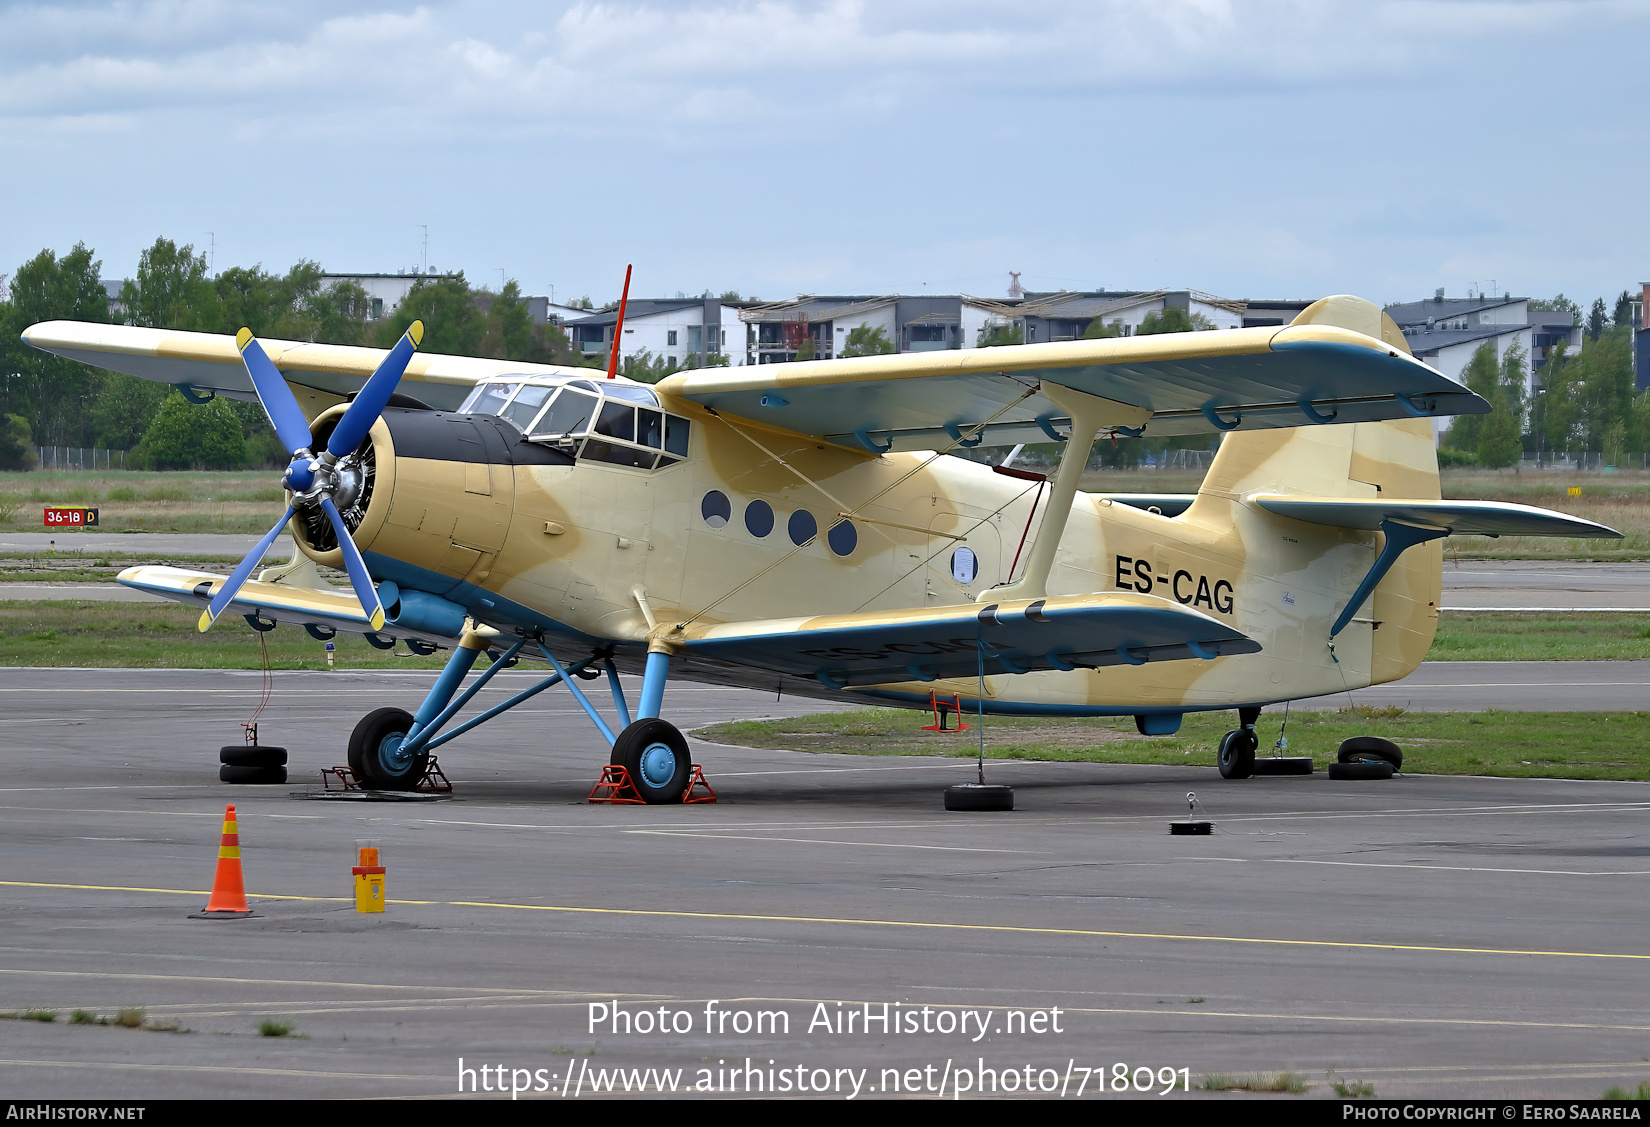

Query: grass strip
695;705;1650;781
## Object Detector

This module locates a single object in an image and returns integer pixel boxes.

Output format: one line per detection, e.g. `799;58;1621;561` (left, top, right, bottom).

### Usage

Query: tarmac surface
1;668;1647;1100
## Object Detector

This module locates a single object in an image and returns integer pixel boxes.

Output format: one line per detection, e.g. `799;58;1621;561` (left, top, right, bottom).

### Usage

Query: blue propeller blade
235;329;314;457
327;321;424;459
320;496;386;632
198;506;296;632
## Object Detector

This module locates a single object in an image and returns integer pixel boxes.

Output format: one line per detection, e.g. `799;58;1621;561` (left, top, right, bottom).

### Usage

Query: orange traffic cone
190;803;255;919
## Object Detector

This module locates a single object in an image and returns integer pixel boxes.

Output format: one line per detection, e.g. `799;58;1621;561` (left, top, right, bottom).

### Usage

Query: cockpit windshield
459;376;688;469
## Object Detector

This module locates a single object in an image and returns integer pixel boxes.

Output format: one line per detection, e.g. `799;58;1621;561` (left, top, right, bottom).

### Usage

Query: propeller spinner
198;322;425;634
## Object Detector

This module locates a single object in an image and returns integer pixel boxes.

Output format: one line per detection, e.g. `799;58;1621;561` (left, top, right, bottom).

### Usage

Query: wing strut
988;382;1140;602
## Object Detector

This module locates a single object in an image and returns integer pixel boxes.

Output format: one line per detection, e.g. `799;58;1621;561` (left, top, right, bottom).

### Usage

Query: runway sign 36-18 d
44;506;99;528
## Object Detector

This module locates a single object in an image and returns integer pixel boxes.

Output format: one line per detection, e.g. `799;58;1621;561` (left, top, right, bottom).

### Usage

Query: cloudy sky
2;0;1644;307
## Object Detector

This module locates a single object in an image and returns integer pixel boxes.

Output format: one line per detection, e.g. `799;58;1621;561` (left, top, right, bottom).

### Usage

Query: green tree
1;244;112;446
794;337;816;362
975;323;1023;348
119;238;219;330
1614;290;1637;329
0;414;36;470
90;374;169;451
134;391;246;469
1444;341;1499;459
1477;341;1527;468
373;274;483;356
480;281;535;361
1587;298;1608;341
841;323;895;356
1530;295;1579;322
1137;308;1218;335
1083;318;1122;338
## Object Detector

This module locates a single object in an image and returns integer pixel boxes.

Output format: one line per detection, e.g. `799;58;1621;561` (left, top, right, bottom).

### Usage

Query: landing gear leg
608;650;689;803
1218;706;1260;780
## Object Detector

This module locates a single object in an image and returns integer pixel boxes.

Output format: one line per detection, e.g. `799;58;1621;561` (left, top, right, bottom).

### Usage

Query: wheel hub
638;743;677;787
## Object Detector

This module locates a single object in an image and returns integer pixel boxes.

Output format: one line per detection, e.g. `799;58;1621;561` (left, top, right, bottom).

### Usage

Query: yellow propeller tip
369;608;386;632
407;321;424;347
197;609;214;633
235;328;253;349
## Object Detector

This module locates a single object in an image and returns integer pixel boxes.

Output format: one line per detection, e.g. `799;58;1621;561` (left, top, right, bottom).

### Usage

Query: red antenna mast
606;264;633;379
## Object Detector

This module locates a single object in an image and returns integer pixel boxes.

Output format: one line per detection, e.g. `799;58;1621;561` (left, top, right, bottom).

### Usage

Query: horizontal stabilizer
1251;496;1621;539
681;591;1259;690
117;565;462;645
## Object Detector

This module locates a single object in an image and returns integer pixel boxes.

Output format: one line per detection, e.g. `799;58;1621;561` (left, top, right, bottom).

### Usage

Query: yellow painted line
5;879;1645;962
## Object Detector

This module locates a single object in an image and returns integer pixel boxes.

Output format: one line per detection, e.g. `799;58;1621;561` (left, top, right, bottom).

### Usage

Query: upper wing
657;310;1487;453
21;320;588;411
1251;496;1622;538
679;591;1259;690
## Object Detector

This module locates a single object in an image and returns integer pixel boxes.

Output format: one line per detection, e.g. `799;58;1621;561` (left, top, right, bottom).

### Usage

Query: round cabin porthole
744;499;775;537
951;545;978;584
788;509;817;546
827;519;857;557
701;490;731;529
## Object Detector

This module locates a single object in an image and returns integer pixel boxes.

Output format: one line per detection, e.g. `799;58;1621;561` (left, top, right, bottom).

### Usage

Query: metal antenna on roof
606;264;633;380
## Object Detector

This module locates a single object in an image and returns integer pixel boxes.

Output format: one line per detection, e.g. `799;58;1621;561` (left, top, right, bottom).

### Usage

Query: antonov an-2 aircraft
22;295;1617;801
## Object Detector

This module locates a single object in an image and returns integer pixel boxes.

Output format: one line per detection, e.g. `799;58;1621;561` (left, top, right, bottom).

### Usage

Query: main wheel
348;707;427;791
1337;736;1403;770
1217;729;1257;779
609;718;691;804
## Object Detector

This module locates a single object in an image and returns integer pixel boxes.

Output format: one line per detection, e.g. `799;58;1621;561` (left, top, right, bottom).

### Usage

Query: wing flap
1251;496;1622;539
680;591;1260;689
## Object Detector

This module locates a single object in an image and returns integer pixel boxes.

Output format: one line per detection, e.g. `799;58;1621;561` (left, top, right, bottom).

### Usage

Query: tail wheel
610;718;691;804
1217;729;1257;779
348;707;426;791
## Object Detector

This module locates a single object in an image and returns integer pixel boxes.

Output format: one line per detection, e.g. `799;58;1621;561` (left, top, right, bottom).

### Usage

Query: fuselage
294;380;1442;717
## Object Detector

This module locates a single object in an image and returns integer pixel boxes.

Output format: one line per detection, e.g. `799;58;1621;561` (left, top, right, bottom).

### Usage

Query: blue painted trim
1116;644;1146;666
1187;640;1217;660
363;551;602;648
1035;415;1068;442
537;641;615;744
817;669;848;691
856;689;1284;719
1202;403;1241;431
1137;713;1183;736
1297;396;1338;424
1044;651;1075;671
760;393;789;408
1395;393;1432;418
177;383;216;404
639;651;670;720
1331;519;1450;637
905;663;936;682
943;423;982;448
605;659;632;728
853;427;893;453
1113;423;1146;438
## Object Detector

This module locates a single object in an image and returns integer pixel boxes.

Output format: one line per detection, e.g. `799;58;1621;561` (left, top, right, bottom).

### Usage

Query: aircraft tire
610;719;691;804
219;764;287;785
1328;759;1395;781
944;783;1014;811
1337;736;1403;770
220;745;287;768
348;707;427;791
1217;729;1257;779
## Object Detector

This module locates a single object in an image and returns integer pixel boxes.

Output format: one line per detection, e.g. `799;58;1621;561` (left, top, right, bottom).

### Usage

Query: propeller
198;321;424;634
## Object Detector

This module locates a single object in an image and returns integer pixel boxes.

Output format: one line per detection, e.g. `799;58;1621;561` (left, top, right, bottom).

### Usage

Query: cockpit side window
532;389;598;439
463;376;689;469
502;384;553;431
460;382;518;416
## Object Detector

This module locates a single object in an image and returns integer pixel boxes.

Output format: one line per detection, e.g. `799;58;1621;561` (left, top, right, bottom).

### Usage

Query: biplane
22;294;1617;800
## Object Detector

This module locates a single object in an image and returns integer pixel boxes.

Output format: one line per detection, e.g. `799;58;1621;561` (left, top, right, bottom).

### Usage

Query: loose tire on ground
347;707;426;791
944;783;1014;811
219;764;287;785
1217;729;1257;779
1337;736;1403;770
1327;759;1396;781
609;718;691;804
219;745;287;768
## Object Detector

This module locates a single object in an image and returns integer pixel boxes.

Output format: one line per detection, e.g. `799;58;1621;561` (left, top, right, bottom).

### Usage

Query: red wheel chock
921;691;972;733
683;765;717;804
588;765;645;804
